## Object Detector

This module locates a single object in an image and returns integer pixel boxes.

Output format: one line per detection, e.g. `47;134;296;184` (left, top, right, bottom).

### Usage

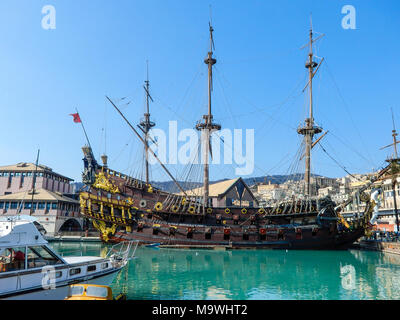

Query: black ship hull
104;222;365;250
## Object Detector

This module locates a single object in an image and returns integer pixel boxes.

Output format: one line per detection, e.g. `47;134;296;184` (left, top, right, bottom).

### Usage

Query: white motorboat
0;216;137;300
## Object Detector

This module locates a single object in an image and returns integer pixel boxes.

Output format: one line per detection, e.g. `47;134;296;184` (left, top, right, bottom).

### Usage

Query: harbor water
50;242;400;300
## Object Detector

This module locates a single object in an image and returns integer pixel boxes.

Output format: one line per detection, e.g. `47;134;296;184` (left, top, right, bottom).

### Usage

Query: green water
50;242;400;300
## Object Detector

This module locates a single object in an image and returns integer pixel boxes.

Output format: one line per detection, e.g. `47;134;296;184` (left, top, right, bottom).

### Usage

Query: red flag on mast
70;113;81;123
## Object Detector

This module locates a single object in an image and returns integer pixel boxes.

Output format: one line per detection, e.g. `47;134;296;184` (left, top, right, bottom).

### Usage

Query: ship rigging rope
217;69;307;183
155;64;304;188
124;137;142;177
123;59;374;194
109;136;134;166
318;142;362;181
279;138;305;186
97;98;108;160
151;64;204;128
213;129;297;183
177;139;203;186
174;63;205;116
215;53;375;184
220;45;300;66
214;66;303;131
214;68;239;128
212;127;309;187
328;131;375;168
324;60;376;168
144;65;307;183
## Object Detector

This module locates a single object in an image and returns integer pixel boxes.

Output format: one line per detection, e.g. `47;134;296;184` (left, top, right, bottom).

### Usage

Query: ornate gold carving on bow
93;171;120;194
92;220;117;243
126;197;134;206
79;194;86;210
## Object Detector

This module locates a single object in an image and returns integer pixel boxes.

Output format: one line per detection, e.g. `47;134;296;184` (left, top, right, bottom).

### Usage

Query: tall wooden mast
139;62;155;185
380;108;400;232
196;22;221;207
297;20;322;197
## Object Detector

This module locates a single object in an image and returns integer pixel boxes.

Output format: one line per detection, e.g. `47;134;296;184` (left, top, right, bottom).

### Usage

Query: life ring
188;206;195;214
139;200;147;208
155;202;163;211
171;205;179;213
276;208;282;214
224;208;231;214
258;208;265;214
206;208;213;214
181;198;187;205
241;208;247;215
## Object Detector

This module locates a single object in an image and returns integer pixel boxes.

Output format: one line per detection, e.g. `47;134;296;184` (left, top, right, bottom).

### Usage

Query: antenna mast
195;21;221;208
297;18;322;197
380;108;400;162
139;61;155;185
391;107;398;159
30;149;40;216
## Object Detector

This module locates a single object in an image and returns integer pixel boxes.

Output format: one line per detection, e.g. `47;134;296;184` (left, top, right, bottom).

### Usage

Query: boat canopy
0;218;48;248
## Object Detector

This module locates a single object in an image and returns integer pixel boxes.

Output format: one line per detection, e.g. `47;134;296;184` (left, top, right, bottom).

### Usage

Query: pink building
0;162;72;195
0;162;82;235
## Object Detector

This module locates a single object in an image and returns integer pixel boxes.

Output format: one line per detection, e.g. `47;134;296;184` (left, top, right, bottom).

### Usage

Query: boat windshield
86;286;109;298
27;246;63;269
0;247;26;272
69;285;85;296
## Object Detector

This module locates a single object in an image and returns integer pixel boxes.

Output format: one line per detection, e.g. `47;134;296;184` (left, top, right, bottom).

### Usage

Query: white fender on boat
369;189;381;225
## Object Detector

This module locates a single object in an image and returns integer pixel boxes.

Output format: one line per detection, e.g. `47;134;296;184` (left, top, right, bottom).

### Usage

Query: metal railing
106;241;139;268
53;231;100;237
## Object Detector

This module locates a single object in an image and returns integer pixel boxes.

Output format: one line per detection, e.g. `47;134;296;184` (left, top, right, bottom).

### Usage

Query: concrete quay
353;239;400;255
45;231;101;242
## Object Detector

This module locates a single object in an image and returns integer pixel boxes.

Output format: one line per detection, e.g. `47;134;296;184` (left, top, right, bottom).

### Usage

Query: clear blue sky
0;0;399;183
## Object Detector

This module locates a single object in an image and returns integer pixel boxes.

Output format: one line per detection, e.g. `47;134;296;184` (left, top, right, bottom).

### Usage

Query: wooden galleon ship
79;22;383;249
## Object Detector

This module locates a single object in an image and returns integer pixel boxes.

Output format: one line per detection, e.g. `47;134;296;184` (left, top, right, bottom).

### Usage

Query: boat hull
79;165;373;251
106;224;365;250
1;268;120;300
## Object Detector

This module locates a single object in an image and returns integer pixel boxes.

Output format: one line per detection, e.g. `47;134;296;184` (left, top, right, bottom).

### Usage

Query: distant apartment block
252;173;400;232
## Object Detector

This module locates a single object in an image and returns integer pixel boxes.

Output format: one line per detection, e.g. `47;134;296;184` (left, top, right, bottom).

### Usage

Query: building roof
177;178;238;197
0;162;50;172
177;177;258;202
0;188;78;204
0;162;74;181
